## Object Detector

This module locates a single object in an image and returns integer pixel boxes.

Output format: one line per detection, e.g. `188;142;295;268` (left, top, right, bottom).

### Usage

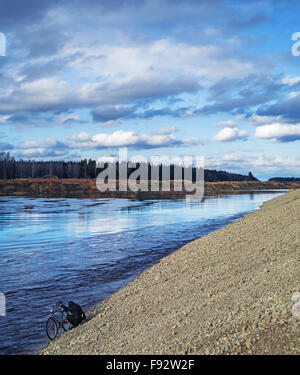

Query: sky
0;0;300;180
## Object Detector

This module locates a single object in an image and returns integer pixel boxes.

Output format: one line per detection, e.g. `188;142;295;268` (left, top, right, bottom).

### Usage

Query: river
0;192;284;354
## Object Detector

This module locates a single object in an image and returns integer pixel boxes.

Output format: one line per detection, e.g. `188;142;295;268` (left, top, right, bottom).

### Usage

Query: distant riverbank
0;178;299;199
40;189;300;355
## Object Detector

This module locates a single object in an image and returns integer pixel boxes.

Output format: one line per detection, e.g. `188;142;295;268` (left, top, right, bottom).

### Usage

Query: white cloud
15;138;70;159
0;77;74;113
59;113;88;124
65;38;256;83
19;138;68;149
19;140;40;149
69;132;91;142
158;126;179;134
222;154;240;161
213;120;236;128
102;120;122;127
70;129;199;149
205;152;300;177
96;154;118;164
213;127;248;142
250;153;300;171
237;113;285;126
281;76;300;86
255;123;300;142
20;148;66;157
287;91;300;99
0;115;12;124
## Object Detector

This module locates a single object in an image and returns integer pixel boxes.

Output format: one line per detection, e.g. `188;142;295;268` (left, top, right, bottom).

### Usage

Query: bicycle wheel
46;317;58;340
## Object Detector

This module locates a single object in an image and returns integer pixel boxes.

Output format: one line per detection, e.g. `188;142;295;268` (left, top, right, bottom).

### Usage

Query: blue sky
0;0;300;180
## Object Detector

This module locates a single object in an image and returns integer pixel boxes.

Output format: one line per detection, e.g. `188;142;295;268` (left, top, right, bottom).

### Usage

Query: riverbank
0;178;299;198
39;189;300;355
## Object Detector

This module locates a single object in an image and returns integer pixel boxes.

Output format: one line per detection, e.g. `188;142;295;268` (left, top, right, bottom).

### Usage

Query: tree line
269;177;300;182
0;152;258;182
0;152;97;180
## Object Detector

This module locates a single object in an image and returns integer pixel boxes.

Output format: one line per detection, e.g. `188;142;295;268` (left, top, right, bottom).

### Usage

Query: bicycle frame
50;307;70;331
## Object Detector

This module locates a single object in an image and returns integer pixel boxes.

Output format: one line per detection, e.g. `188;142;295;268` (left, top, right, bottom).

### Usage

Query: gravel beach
40;190;300;355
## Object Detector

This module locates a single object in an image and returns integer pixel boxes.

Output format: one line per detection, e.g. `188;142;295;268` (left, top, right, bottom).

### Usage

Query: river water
0;192;284;354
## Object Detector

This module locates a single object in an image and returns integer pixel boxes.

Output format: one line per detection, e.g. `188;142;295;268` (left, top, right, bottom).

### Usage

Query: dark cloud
130;106;189;119
7;114;30;123
0;0;245;24
103;76;201;104
0;0;59;28
0;143;14;150
209;74;285;102
257;95;300;122
25;28;68;59
49;140;69;150
196;74;287;116
92;104;191;122
227;12;269;31
19;60;67;80
92;106;136;122
275;135;300;142
61;118;88;125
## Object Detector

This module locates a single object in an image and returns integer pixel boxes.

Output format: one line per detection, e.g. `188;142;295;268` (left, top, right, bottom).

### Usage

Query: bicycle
46;304;73;340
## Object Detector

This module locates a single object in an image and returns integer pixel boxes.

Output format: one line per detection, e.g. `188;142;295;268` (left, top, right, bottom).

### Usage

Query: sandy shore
39;189;300;355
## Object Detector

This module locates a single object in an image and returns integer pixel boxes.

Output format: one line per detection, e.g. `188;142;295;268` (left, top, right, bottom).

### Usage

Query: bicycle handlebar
50;303;65;313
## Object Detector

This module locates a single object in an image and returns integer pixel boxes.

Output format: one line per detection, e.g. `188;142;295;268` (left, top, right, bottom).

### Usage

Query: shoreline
0;178;299;199
39;189;300;355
